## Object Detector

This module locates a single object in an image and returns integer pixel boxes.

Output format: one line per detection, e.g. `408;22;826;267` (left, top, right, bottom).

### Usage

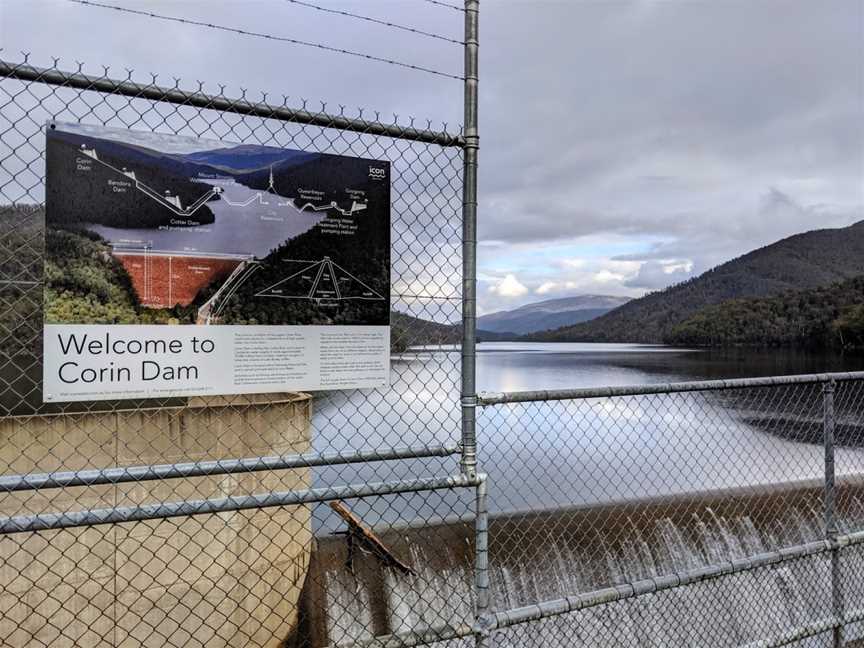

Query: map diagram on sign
44;121;391;328
256;258;386;301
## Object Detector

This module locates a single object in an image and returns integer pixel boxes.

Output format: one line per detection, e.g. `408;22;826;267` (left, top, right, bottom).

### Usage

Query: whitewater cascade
304;495;864;648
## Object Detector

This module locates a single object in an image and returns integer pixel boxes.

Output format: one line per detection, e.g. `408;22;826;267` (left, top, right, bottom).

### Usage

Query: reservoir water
311;343;864;525
87;179;325;257
305;343;864;647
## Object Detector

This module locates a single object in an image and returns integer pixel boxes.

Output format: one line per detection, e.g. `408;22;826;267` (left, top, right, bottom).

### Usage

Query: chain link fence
0;51;478;648
3;6;864;647
476;376;864;648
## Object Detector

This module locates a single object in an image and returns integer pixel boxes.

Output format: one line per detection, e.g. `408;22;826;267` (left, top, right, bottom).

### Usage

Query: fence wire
3;37;864;648
477;378;864;648
0;55;472;648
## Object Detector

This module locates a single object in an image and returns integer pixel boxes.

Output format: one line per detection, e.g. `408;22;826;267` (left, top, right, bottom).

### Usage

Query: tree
833;304;864;349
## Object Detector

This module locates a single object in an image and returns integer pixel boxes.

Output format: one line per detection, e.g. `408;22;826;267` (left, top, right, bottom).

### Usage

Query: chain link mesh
478;380;864;647
491;552;843;648
2;55;864;648
0;57;471;648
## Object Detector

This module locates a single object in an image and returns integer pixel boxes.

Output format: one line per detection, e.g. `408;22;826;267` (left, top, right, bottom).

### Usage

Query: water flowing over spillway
296;490;864;648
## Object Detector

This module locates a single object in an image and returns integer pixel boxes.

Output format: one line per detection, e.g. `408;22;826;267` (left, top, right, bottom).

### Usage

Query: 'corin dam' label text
54;331;215;384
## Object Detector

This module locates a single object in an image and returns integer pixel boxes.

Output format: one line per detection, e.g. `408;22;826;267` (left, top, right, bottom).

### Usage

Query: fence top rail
478;370;864;405
0;59;464;148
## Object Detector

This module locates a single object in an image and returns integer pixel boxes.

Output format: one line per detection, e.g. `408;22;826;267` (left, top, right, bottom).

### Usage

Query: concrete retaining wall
0;392;312;648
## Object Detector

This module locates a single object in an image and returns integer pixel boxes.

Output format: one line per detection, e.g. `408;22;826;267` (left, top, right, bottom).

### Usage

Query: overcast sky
1;0;862;316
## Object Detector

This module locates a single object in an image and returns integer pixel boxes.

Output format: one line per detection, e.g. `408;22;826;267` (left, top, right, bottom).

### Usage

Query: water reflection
311;343;864;530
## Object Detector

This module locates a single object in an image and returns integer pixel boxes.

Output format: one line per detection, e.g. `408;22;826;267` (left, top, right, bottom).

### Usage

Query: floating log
330;500;416;576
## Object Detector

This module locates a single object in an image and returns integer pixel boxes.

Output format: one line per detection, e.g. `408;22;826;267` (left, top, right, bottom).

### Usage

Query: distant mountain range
478;295;630;335
391;294;629;350
533;220;864;343
391;311;511;352
184;145;315;173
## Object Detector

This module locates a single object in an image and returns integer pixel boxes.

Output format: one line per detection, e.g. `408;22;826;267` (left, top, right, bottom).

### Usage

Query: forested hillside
534;220;864;343
391;311;459;352
666;276;864;349
0;205;42;359
43;227;200;324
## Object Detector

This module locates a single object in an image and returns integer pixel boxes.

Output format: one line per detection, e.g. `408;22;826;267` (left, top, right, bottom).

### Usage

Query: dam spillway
291;483;864;648
113;250;244;309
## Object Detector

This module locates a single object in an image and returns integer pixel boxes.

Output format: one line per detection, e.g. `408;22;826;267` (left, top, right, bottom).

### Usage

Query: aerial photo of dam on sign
44;121;390;328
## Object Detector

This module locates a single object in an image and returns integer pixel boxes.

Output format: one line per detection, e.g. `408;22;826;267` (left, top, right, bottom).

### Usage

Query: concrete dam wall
114;251;242;309
0;393;313;648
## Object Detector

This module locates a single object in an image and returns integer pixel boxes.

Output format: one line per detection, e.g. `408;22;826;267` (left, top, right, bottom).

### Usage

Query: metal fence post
460;0;480;477
824;379;844;647
474;473;491;648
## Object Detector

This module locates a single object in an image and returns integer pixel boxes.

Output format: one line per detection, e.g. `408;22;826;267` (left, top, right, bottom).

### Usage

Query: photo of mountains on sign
44;122;390;327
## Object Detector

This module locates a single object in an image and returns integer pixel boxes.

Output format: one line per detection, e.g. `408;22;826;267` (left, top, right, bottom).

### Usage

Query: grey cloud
1;0;861;313
475;0;863;292
623;260;696;290
615;189;862;253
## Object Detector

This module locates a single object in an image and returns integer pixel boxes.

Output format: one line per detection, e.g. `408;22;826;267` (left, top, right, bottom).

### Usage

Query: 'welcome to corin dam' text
54;332;215;384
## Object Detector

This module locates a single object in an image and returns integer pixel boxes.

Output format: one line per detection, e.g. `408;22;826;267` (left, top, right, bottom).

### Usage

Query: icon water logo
368;166;386;180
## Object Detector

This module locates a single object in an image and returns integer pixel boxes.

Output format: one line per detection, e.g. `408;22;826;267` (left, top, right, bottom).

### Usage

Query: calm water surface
312;343;864;528
313;343;864;645
87;180;324;257
475;341;862;391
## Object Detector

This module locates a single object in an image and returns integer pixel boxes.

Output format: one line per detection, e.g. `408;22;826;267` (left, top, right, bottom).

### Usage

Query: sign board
43;122;390;402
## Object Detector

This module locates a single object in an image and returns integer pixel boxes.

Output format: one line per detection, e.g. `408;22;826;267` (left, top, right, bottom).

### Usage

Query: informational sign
43;122;390;402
